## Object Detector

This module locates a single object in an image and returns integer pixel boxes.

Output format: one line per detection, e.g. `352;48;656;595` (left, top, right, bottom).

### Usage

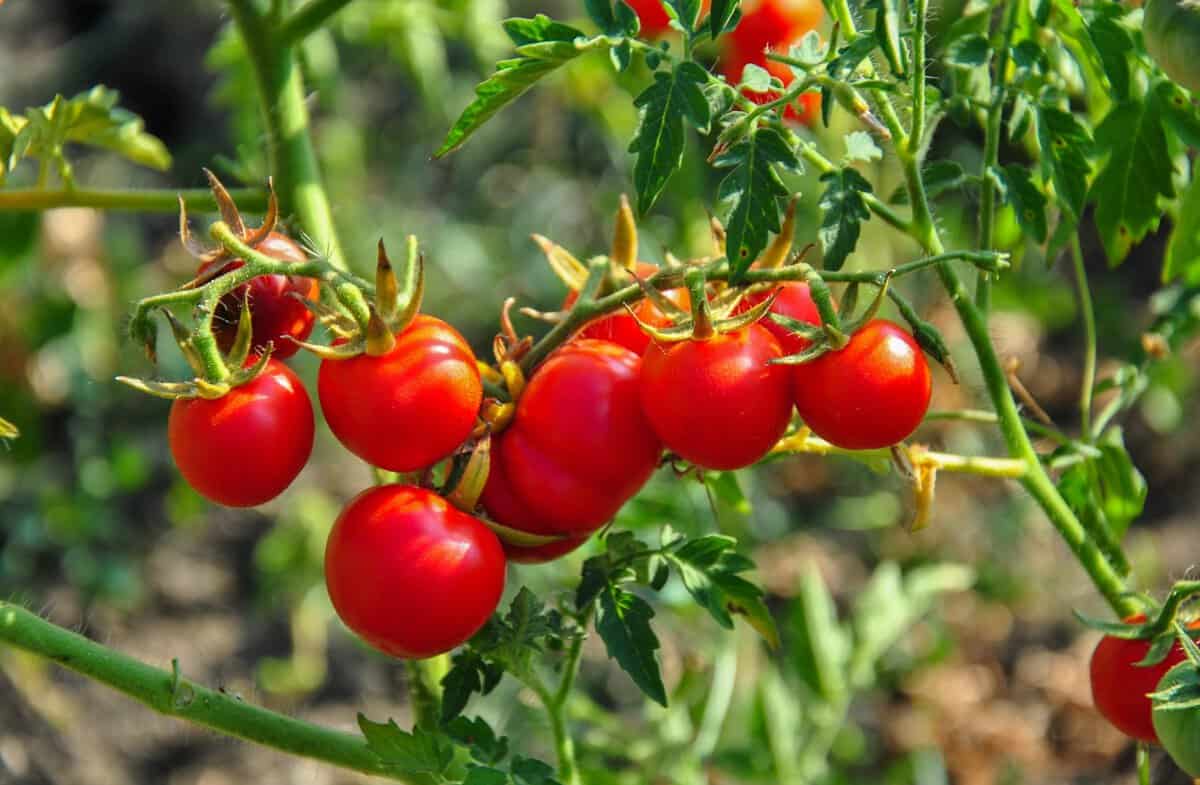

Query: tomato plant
640;325;792;470
198;232;318;360
720;49;822;126
324;485;505;658
167;358;314;507
1153;661;1200;775
481;339;661;562
791;319;931;450
318;314;482;473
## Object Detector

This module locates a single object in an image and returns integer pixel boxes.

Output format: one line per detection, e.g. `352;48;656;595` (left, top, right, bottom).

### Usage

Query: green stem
0;602;412;781
227;0;346;270
826;0;909;147
278;0;358;43
974;0;1020;311
909;0;930;158
404;657;446;729
770;430;1028;478
0;187;269;213
692;637;737;758
1070;235;1097;441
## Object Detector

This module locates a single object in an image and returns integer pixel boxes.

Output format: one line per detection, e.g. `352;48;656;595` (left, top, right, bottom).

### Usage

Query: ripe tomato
324;485;505;658
563;262;689;355
480;340;662;562
198;232;318;360
168;359;314;507
1153;662;1200;773
720;46;822;126
318;314;482;472
1091;615;1200;743
791;319;930;450
640;325;793;470
738;282;823;355
623;0;712;38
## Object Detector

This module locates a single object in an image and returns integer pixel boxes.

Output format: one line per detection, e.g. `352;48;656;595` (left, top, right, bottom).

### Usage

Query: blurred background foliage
1;1;1199;784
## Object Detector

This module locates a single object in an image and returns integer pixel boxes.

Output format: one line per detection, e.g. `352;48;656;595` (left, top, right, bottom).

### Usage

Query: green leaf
596;585;667;706
663;0;703;30
357;715;454;776
1089;95;1175;266
1057;428;1144;574
585;0;640;36
438;17;605;157
1036;104;1093;223
464;766;511;785
818;168;873;271
668;535;779;647
709;0;739;37
511;756;564;785
946;33;991;68
1165;168;1200;284
445;716;510;765
715;126;800;277
998;164;1047;243
471;588;563;683
1083;8;1134;101
789;568;848;703
441;650;486;722
844;131;882;163
629;62;712;214
1156;80;1200;149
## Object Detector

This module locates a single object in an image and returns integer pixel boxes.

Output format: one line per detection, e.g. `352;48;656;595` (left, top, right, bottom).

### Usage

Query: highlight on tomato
167;358;315;507
324;485;505;659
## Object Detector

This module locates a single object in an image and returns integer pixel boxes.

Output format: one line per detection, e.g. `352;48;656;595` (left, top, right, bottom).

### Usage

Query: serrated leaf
446;716;510;765
844;131;882;163
577;556;610;610
998;164;1047;243
790;568;848;702
1089;96;1174;266
1084;9;1134;101
1164;168;1200;284
715;126;800;277
596;585;667;705
818;168;873;271
629;62;711;214
1156;80;1200;149
742;63;772;92
357;715;454;776
946;33;991;68
669;535;779;648
1036;104;1093;223
471;588;562;683
441;651;485;722
503;16;586;45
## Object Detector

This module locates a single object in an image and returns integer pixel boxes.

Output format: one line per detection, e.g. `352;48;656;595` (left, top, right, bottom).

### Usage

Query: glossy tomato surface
739;282;823;355
324;485;505;659
318;314;482;472
640;325;792;470
792;319;930;450
563;262;689;355
198;232;318;360
481;340;662;562
1091;615;1199;743
168;359;314;507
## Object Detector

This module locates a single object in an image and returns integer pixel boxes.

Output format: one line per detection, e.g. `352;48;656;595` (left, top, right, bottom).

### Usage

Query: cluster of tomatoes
625;0;825;125
165;226;934;660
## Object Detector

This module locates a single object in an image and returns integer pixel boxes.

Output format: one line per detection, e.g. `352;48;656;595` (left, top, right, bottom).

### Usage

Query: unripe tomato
738;282;823;355
720;50;822;126
1091;615;1200;743
623;0;712;38
168;359;314;507
791;319;930;450
197;232;318;360
1144;0;1200;93
1153;661;1200;774
325;485;505;659
480;340;662;563
318;314;483;473
640;325;793;470
563;262;689;355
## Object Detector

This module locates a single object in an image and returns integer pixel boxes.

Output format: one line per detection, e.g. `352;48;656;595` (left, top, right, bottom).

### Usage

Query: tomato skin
1153;662;1200;774
563;262;689;355
791;319;930;450
640;325;793;470
318;314;483;473
480;340;662;563
198;232;317;360
167;359;314;507
324;485;505;659
1091;615;1200;744
738;282;823;355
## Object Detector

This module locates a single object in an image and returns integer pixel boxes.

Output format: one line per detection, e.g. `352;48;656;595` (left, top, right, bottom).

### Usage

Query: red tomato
168;359;314;507
481;340;662;562
728;0;823;52
791;319;930;450
318;314;482;472
640;325;793;470
324;485;505;658
198;232;318;360
720;47;822;126
1090;615;1200;743
738;282;823;355
623;0;712;37
563;262;690;355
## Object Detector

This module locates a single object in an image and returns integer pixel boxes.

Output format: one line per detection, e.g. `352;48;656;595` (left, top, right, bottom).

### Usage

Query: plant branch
278;0;357;43
1070;234;1097;441
0;187;269;213
0;602;413;781
404;657;446;730
770;430;1028;478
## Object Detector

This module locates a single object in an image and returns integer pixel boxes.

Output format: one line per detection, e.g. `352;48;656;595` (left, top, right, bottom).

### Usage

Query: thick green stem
0;187;269;213
403;657;446;729
827;0;909;147
227;0;346;270
0;602;412;781
1070;235;1097;441
975;0;1020;311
